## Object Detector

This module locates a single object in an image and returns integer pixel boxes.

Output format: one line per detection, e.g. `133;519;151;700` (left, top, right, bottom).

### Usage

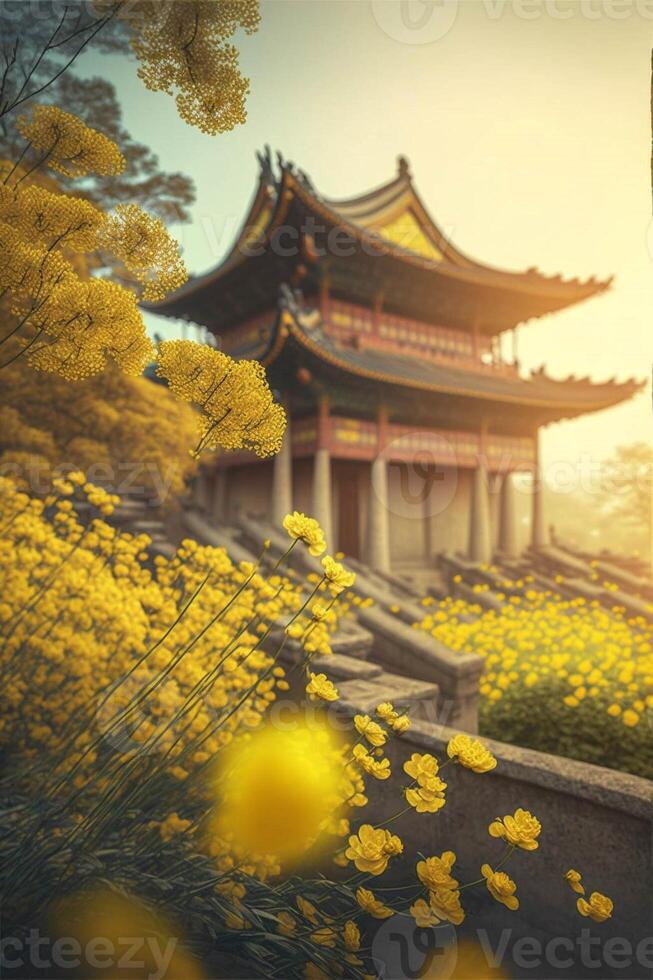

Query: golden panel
376;211;443;262
242;203;272;247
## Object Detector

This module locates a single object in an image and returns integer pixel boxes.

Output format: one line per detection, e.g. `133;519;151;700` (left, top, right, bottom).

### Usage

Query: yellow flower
564;869;585;896
158;812;192;842
296;897;319;925
345;825;402;875
343;920;360;952
416;852;458;892
354;714;386;747
311;601;328;621
283;512;326;556
410;898;440;928
305;673;339;702
311;927;336;947
447;734;497;773
391;714;410;734
622;709;640;727
577;892;613;923
355;887;393;919
375;702;396;721
488;808;541;851
277;911;296;936
405;778;447;814
481;864;519;911
403;752;440;788
321;555;356;595
353;744;391;780
429;885;465;925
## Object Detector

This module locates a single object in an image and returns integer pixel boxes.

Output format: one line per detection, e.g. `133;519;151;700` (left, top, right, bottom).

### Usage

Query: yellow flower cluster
0;183;104;253
0;476;303;791
0;108;196;380
131;0;260;134
28;278;155;380
345;824;403;875
156;340;287;459
416;589;653;778
376;701;410;734
403;752;447;814
415;851;465;925
489;808;541;851
98;204;187;302
16;104;126;177
564;870;613;922
283;512;326;556
447;733;497;773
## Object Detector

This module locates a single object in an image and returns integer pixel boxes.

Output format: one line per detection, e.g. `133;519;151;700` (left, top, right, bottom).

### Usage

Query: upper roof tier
147;148;611;335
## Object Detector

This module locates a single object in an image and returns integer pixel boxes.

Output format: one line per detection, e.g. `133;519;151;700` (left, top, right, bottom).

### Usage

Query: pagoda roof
256;288;643;424
147;148;612;333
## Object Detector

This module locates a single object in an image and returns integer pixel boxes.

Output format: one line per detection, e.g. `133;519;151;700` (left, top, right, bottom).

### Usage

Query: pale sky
91;0;653;478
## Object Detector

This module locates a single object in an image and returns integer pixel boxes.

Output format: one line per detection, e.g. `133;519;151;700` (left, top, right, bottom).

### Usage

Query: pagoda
149;148;641;573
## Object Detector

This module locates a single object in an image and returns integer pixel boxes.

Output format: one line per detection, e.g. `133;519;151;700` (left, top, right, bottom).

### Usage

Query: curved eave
147;164;611;322
142;175;279;317
284;173;611;307
267;305;644;416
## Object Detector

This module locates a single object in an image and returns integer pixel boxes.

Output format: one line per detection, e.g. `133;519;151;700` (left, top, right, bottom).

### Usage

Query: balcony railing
325;299;518;377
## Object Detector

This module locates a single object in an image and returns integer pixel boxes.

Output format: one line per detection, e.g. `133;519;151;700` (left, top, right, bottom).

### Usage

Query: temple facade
150;149;640;574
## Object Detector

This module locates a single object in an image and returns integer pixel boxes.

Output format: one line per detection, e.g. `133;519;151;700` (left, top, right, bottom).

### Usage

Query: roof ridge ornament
397;155;412;180
256;144;275;185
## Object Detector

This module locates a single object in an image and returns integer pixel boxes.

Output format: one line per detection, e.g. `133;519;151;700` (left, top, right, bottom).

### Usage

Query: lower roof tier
242;287;643;430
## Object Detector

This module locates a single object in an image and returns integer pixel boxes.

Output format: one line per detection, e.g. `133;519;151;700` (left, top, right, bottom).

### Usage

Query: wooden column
372;292;384;338
472;301;481;360
194;467;211;513
271;404;292;526
312;395;333;548
531;428;549;549
468;422;491;563
366;405;391;573
211;468;227;525
498;471;519;556
511;327;519;368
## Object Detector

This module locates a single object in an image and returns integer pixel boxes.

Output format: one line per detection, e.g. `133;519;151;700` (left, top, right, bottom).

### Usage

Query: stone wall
337;700;653;979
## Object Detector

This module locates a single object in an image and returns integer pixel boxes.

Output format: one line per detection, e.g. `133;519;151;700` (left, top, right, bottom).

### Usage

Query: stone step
310;652;383;682
130;520;167;532
329;619;374;659
338;672;439;723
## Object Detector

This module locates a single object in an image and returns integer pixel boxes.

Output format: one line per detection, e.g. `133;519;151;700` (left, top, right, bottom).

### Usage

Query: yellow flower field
416;588;653;778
